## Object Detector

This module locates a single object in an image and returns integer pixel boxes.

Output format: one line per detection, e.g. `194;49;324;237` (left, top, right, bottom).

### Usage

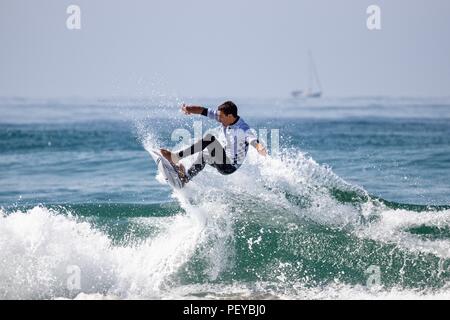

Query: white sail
291;51;322;98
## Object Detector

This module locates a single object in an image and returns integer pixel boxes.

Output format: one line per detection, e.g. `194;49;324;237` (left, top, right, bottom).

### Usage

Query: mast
291;51;322;98
306;50;322;97
307;51;312;95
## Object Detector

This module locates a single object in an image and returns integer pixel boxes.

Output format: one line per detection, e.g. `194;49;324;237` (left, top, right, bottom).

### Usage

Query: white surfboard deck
149;149;184;190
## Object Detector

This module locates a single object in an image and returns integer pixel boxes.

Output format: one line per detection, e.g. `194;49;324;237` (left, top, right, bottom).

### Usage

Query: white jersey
206;108;258;168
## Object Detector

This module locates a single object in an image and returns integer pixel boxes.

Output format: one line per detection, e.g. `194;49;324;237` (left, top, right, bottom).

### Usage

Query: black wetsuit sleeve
201;108;208;116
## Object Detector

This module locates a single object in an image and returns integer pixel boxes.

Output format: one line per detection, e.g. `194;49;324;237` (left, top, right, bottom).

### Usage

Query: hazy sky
1;0;450;99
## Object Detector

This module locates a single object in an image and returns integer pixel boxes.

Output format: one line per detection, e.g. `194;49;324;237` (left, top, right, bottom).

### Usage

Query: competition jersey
204;108;258;168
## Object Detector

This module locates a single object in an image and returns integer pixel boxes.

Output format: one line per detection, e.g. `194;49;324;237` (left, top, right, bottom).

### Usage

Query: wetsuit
176;108;259;180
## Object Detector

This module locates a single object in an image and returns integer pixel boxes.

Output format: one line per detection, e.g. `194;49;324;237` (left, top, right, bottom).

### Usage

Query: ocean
1;96;449;299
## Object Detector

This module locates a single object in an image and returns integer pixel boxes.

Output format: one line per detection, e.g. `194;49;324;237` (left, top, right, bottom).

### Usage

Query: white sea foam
1;131;448;299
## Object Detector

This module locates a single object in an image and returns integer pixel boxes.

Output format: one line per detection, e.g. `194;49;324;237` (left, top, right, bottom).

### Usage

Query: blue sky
1;0;450;99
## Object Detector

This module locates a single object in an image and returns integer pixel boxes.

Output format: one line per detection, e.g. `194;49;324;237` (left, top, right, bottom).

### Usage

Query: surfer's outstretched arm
181;104;206;115
181;104;219;121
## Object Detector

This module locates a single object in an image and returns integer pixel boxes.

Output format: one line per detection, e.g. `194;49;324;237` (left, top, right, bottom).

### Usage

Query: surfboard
149;149;185;189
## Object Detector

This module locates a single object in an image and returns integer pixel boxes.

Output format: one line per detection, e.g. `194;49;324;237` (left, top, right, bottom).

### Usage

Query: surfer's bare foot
160;149;179;164
176;163;189;184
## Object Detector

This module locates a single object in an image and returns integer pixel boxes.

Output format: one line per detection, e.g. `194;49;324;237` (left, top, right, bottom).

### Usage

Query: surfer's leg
185;152;237;181
203;139;237;175
204;135;228;166
178;133;236;180
211;163;238;175
176;133;220;161
185;153;206;180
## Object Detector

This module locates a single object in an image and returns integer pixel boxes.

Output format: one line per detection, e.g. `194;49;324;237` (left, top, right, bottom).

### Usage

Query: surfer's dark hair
218;101;238;118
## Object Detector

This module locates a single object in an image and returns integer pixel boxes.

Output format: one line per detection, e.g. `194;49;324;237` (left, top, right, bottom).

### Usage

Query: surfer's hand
181;104;191;115
181;104;204;115
256;143;267;156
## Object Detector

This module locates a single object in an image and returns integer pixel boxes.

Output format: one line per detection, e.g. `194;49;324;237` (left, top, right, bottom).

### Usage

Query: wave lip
0;203;208;300
0;206;116;299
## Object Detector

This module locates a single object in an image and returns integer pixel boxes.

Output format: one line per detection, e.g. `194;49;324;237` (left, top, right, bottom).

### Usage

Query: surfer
160;101;267;184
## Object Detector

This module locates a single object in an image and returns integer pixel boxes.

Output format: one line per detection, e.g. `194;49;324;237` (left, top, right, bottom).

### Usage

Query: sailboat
291;51;322;98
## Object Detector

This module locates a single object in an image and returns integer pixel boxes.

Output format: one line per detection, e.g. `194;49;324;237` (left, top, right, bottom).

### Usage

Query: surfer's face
217;111;236;127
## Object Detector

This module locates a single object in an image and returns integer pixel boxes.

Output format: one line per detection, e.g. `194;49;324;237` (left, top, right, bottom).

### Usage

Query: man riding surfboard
160;101;267;185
